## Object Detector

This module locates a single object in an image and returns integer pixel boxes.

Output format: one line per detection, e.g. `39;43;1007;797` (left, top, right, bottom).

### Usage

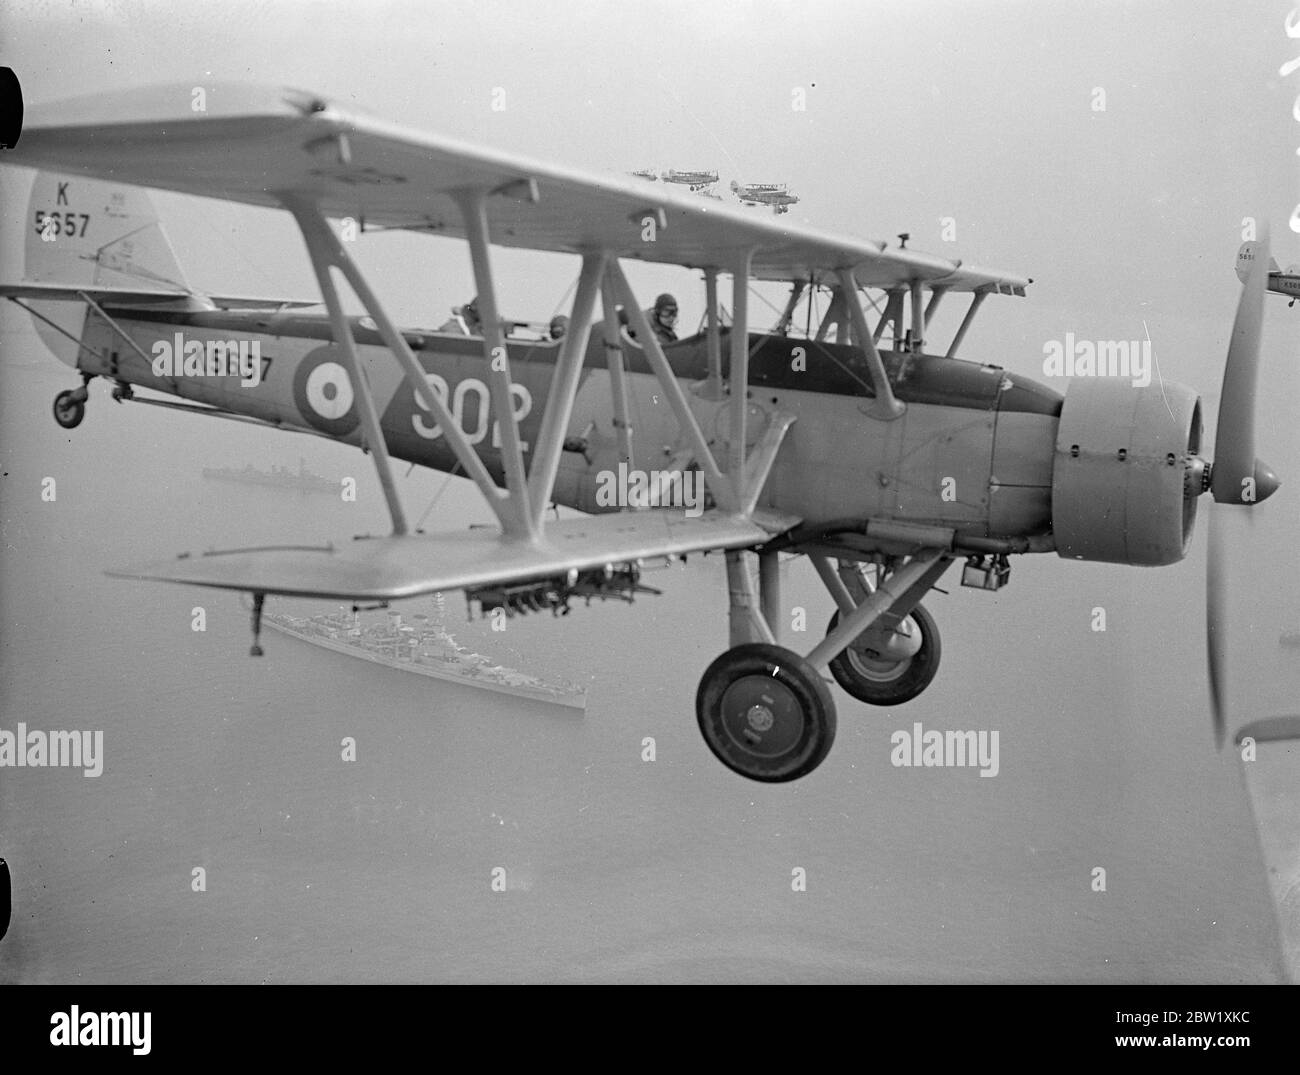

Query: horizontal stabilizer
1235;716;1300;744
0;281;316;309
194;294;316;311
106;509;799;601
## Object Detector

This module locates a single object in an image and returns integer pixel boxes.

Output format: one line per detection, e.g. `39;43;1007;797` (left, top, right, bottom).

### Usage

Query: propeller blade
1206;507;1227;748
1211;223;1269;504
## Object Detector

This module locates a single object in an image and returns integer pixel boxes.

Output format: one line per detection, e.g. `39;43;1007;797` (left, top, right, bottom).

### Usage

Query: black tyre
696;642;836;782
53;389;84;429
826;601;941;706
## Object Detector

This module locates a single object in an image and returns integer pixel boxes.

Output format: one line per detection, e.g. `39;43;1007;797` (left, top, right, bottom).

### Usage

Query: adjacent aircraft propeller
1206;508;1228;747
1210;222;1279;507
1204;222;1278;747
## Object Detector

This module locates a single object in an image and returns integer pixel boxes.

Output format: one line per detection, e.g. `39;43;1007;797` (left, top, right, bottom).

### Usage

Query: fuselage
1267;272;1300;301
662;171;718;186
67;306;1063;542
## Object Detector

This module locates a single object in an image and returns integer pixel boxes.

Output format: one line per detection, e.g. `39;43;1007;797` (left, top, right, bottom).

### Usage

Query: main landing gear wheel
53;389;85;429
696;643;836;783
826;602;941;706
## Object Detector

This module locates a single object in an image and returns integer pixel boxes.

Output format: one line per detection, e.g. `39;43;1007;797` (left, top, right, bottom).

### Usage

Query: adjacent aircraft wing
3;83;1030;296
0;282;316;310
107;509;800;601
1235;719;1300;981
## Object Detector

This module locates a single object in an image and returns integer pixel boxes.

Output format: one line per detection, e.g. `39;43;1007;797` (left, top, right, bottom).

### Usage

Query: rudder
26;172;189;291
1236;240;1280;284
23;172;191;366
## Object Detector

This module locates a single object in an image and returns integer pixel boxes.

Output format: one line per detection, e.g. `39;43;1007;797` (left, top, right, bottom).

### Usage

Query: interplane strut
287;189;796;542
598;274;636;473
287;197;412;536
804;548;953;672
608;259;737;511
837;268;904;420
728;248;755;484
455;190;537;539
526;251;605;529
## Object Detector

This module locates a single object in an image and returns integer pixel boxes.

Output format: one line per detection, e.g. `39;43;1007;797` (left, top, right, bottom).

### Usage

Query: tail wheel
53;389;85;429
696;643;836;782
826;602;941;706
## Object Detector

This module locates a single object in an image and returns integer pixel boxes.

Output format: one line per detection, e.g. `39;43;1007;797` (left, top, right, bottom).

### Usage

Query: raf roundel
293;346;360;436
306;362;353;418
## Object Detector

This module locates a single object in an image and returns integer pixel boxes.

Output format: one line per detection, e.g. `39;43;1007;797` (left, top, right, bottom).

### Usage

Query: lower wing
107;508;800;601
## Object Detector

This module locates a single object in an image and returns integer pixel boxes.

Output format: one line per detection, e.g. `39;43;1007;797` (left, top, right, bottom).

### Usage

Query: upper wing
107;508;799;601
4;82;1029;295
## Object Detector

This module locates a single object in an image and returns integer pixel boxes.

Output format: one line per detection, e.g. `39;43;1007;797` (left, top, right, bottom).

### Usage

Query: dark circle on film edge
0;856;11;942
0;68;23;149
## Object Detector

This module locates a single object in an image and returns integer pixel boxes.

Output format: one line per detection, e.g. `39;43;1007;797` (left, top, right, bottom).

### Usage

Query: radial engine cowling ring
1051;379;1202;566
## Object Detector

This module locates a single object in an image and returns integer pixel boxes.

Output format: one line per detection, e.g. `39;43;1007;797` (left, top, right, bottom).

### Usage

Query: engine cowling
1051;379;1203;566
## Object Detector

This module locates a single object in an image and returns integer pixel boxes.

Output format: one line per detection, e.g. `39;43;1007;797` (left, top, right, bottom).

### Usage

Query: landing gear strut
52;374;94;429
693;547;953;783
249;593;266;657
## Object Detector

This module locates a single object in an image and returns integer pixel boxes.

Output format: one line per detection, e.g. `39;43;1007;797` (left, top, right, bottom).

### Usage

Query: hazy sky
3;0;1296;353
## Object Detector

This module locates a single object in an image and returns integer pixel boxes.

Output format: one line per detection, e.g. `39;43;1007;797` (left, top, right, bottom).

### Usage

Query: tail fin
22;172;191;366
1236;240;1280;284
27;172;190;291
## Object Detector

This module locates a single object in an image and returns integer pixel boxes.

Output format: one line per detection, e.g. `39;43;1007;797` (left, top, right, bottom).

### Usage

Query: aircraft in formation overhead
1237;241;1300;306
731;180;800;215
0;81;1292;789
659;168;719;192
635;170;800;213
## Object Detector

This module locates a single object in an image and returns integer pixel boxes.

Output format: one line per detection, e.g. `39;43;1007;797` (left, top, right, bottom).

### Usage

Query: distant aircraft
731;180;799;214
0;82;1284;785
1237;241;1300;305
628;168;658;182
660;168;718;192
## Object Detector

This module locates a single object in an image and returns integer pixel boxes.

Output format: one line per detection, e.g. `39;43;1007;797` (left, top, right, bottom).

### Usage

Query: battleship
202;457;338;494
262;595;587;711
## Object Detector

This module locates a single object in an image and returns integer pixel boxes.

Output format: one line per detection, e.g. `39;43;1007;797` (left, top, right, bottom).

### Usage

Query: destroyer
202;457;337;494
263;595;586;711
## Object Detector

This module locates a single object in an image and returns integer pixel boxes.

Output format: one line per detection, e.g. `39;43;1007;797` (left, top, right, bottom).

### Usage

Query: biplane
1237;241;1300;306
660;168;719;192
0;81;1283;784
730;180;799;215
